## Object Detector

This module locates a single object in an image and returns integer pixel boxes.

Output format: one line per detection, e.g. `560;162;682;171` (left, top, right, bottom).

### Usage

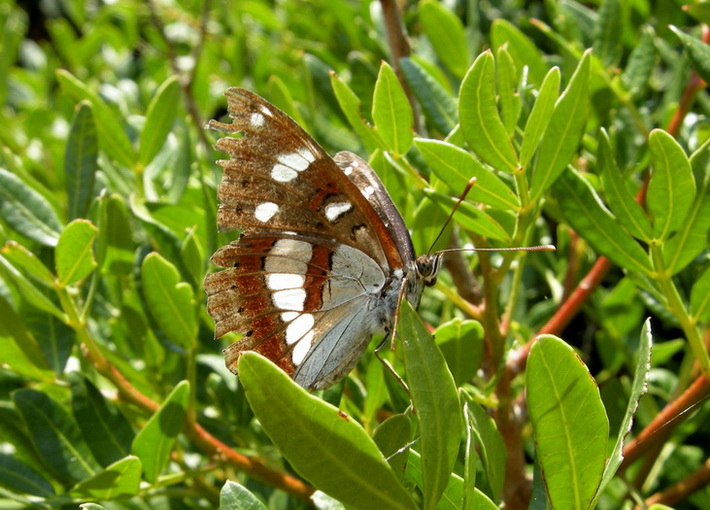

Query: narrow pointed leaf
0;168;62;246
663;139;710;273
139;76;181;166
669;25;710;84
0;254;66;320
399;301;461;510
591;320;652;507
425;190;512;241
373;414;412;478
552;168;653;274
593;0;621;67
419;0;470;78
463;400;506;501
621;27;656;97
372;61;413;156
141;252;197;350
691;268;710;322
459;51;518;172
131;380;190;483
530;51;591;200
56;219;98;287
0;453;54;497
238;352;417;510
598;130;653;241
415;139;520;210
70;374;134;466
330;72;384;150
13;388;101;483
1;241;54;286
527;336;609;510
495;46;521;134
520;67;560;169
65;101;98;219
490;19;548;87
70;456;141;499
56;69;135;168
400;58;457;134
647;129;695;240
0;300;54;380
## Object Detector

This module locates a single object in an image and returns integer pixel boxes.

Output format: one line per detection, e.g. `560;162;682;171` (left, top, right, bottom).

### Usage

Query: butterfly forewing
205;88;415;389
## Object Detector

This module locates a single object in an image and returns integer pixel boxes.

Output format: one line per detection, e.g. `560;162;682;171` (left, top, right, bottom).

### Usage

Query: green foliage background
0;0;709;509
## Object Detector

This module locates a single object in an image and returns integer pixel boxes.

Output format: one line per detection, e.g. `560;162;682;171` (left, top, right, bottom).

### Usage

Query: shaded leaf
435;319;484;387
131;380;190;483
13;388;101;483
0;453;55;497
0;254;66;320
0;241;54;287
399;301;461;510
400;58;457;135
65;101;98;220
552;168;653;275
0;168;62;246
419;0;471;78
669;25;710;85
139;75;181;166
490;19;548;87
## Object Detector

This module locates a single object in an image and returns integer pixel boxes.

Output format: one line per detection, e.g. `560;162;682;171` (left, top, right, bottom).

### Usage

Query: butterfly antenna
427;176;478;255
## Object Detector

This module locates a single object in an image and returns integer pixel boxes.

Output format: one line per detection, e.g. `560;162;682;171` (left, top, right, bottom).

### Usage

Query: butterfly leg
374;276;412;396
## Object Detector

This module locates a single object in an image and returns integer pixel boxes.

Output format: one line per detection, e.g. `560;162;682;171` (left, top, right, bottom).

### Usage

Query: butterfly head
415;252;445;287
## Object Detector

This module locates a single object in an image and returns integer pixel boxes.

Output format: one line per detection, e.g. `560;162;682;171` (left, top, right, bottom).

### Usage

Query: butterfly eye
415;253;444;286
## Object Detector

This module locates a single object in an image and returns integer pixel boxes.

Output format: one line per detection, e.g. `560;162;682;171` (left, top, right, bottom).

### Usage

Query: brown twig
378;0;422;133
147;0;211;149
639;456;710;508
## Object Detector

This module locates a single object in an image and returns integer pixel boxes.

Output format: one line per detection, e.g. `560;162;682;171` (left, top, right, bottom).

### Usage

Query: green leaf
621;27;656;97
591;320;652;507
399;301;461;510
419;0;471;78
0;168;62;246
0;299;54;380
530;50;591;200
0;254;66;320
70;456;141;499
592;0;621;67
55;219;98;287
141;252;197;350
435;319;484;387
663;138;710;273
669;25;710;85
647;129;695;240
691;268;710;323
490;19;548;87
0;453;54;497
425;190;512;241
462;400;506;502
238;352;417;510
459;51;518;173
520;67;560;169
414;139;520;210
139;75;181;166
372;414;412;479
552;168;653;275
330;72;384;150
372;61;413;156
56;69;135;168
526;336;609;510
70;374;135;467
65;101;98;220
0;241;54;287
220;480;267;510
400;58;457;135
26;312;74;374
131;380;190;483
461;404;477;510
13;388;101;483
598;130;653;241
495;45;521;135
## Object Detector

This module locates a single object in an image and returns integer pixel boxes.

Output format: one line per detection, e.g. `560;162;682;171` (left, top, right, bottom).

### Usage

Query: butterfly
204;88;444;390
